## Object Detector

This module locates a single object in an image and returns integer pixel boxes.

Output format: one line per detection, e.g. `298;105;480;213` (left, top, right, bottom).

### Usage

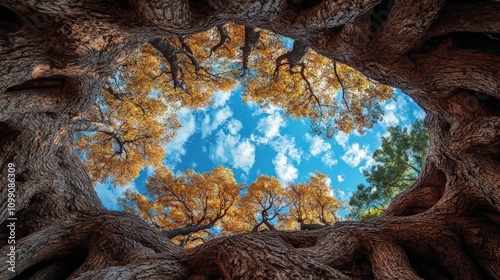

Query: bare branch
177;36;201;73
333;61;351;114
149;37;183;89
274;40;310;76
241;26;261;75
209;24;230;57
263;219;277;231
161;223;214;239
74;119;120;136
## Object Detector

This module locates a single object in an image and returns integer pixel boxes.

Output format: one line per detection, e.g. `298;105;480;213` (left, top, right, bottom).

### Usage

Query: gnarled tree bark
1;0;499;279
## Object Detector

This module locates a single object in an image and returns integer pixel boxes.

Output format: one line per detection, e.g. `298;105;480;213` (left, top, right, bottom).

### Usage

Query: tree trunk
74;120;120;136
1;0;499;279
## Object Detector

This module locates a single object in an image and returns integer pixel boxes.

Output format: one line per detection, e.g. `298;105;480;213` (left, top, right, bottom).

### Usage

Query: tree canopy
349;119;429;220
120;166;240;247
74;23;393;186
120;169;340;247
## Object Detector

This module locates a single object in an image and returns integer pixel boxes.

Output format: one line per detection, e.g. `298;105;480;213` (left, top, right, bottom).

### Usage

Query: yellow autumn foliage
120;166;241;247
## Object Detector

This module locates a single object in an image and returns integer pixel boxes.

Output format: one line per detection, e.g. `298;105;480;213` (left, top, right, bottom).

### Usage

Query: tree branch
416;48;500;98
161;223;214;239
263;219;277;231
333;61;351;114
274;39;310;75
149;37;183;89
178;36;201;73
209;24;230;57
384;161;446;217
369;242;424;280
241;26;261;75
74;120;120;136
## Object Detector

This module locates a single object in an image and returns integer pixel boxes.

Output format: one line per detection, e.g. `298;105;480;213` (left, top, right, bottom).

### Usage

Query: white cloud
381;101;399;127
201;106;233;138
215;107;233;126
321;151;338;167
95;182;137;211
270;135;302;163
211;91;232;107
209;130;255;173
248;102;281;116
341;143;371;168
240;173;248;182
164;108;196;169
273;153;298;184
335;132;349;148
323;176;332;186
304;134;335;167
337;174;346;183
202;114;210;131
251;113;302;164
210;130;236;164
381;95;412;128
227;119;243;135
305;134;332;156
254;113;285;144
145;166;155;177
359;157;376;173
336;190;346;198
320;176;333;197
232;140;255;172
413;109;426;119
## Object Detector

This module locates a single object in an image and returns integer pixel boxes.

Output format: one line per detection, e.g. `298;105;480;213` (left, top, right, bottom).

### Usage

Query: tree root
0;212;182;279
179;214;500;279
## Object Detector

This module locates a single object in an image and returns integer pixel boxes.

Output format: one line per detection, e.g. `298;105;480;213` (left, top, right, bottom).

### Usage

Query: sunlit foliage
75;23;393;186
348;120;429;221
241;30;393;137
224;175;289;233
120;166;241;247
287;171;340;229
73;52;181;185
121;167;341;246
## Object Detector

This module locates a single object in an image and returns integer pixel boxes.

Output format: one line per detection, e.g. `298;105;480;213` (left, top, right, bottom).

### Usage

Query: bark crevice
1;0;500;279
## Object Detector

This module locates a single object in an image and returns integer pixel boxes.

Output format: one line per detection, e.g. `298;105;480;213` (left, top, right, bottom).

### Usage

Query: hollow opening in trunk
421;32;500;55
6;76;65;92
0;6;17;22
369;0;394;37
340;256;374;280
290;0;325;11
281;234;318;248
0;123;20;155
189;0;216;16
406;249;454;279
12;247;88;280
0;6;20;33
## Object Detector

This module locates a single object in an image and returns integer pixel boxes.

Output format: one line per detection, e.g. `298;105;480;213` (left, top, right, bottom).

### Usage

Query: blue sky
95;86;425;217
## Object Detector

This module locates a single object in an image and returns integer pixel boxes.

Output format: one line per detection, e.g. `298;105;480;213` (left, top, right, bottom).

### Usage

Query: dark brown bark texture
0;0;499;279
